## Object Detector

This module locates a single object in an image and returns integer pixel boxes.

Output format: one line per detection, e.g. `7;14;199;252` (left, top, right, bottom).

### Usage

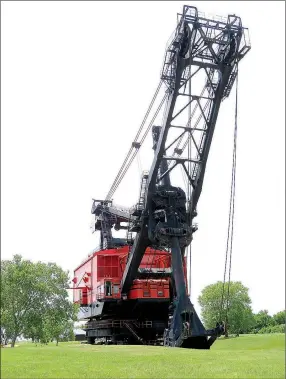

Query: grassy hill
1;334;284;378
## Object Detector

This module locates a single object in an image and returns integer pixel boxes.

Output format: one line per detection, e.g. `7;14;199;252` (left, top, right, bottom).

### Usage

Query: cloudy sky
2;1;285;316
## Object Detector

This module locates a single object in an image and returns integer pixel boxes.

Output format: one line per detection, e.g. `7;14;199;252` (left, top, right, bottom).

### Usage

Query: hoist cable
105;81;163;200
139;93;168;144
219;61;239;325
106;84;165;200
225;64;239;324
107;93;168;200
108;94;167;199
134;81;163;142
108;150;138;200
219;153;235;321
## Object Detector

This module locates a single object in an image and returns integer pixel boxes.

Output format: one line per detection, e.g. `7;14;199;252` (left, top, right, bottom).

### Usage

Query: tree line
198;281;285;336
1;255;284;347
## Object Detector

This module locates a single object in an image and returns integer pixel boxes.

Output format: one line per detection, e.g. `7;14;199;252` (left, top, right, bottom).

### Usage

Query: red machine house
72;244;188;345
73;246;189;306
72;246;178;345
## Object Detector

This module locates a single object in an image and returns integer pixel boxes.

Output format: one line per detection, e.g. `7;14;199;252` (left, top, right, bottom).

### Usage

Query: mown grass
1;334;285;378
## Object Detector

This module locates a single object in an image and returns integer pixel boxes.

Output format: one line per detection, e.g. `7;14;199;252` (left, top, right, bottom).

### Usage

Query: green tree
1;255;78;347
44;304;78;345
1;255;39;347
198;281;254;336
273;310;285;326
253;310;274;331
258;324;285;334
58;321;75;342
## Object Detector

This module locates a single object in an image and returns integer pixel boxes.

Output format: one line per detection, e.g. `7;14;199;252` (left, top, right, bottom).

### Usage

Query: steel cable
105;81;163;200
107;93;168;200
219;61;239;330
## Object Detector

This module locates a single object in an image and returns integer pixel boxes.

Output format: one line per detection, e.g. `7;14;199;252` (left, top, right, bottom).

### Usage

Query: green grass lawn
1;334;285;378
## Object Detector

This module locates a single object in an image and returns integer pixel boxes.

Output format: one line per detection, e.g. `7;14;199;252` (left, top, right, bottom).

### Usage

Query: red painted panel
74;246;172;305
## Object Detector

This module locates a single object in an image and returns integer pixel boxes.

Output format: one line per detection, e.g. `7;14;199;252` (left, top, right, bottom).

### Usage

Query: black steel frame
90;5;250;349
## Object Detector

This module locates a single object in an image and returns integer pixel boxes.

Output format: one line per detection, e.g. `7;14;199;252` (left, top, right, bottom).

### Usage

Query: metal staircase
129;171;149;219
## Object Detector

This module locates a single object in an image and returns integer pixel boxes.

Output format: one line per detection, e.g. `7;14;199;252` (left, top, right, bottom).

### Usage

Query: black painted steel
90;5;250;349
